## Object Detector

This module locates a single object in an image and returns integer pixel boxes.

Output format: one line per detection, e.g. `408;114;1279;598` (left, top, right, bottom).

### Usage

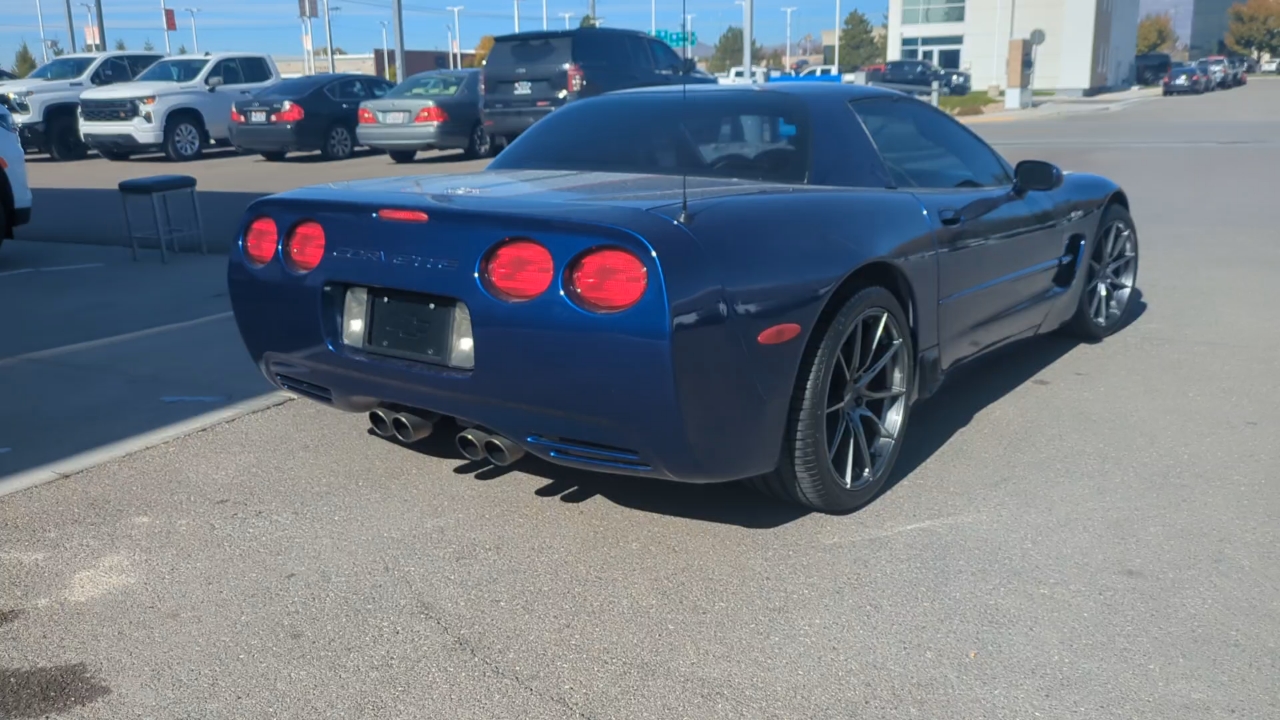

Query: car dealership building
885;0;1141;95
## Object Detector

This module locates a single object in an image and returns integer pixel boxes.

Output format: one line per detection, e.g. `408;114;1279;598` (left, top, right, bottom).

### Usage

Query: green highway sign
653;29;697;47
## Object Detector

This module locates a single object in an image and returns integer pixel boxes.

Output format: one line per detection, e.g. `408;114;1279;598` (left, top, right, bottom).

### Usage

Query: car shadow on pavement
16;188;268;254
878;293;1148;503
376;422;812;530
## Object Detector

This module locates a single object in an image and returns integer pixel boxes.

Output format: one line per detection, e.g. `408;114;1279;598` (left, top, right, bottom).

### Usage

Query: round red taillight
568;248;648;312
244;217;278;267
483;239;554;301
284;220;326;273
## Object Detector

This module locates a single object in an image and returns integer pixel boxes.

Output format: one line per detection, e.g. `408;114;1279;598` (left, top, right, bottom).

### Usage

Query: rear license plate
514;81;532;95
250;111;267;123
386;111;409;124
365;289;454;364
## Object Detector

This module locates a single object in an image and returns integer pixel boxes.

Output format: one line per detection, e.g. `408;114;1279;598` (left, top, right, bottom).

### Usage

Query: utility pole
392;0;405;85
743;0;753;79
782;7;796;70
447;6;463;69
685;14;695;59
182;7;199;54
379;20;389;79
542;0;547;29
93;0;106;52
64;0;77;52
559;11;572;27
833;0;840;72
322;0;335;72
513;0;520;32
650;0;655;34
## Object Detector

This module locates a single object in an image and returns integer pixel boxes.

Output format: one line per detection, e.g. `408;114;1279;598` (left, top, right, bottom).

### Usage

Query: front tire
1063;204;1139;341
752;286;914;513
163;117;204;162
47;117;88;161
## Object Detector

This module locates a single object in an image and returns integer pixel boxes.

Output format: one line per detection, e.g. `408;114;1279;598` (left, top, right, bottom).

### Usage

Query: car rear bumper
356;123;467;151
229;123;322;153
482;108;554;138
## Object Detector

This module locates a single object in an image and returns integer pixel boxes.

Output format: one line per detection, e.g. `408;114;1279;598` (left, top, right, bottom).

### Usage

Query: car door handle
938;209;962;226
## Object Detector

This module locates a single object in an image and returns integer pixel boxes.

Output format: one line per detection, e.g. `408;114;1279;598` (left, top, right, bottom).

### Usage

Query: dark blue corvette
228;83;1140;513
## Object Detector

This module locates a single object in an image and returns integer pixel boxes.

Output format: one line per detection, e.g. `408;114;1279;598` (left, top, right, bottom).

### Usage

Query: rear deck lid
483;34;574;110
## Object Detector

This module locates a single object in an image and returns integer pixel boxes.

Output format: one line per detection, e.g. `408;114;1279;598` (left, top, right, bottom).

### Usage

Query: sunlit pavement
1;85;1277;719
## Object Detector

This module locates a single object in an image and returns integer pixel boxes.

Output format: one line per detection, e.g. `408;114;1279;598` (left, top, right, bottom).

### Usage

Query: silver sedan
356;69;493;164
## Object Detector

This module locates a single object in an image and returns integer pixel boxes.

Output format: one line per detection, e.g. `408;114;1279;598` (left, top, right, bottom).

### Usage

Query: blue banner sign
653;29;697;47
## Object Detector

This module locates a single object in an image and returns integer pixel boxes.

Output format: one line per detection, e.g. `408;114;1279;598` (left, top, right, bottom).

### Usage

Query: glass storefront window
902;0;965;25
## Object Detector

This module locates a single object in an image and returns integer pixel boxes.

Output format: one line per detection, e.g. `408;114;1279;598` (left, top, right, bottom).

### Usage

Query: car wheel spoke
856;340;902;389
828;414;847;459
851;413;872;487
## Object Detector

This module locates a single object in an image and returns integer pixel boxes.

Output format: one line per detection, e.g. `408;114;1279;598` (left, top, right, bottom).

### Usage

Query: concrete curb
0;392;295;498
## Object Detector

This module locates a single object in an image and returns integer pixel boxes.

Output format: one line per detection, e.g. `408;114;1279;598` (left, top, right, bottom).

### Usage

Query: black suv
879;60;971;96
481;27;714;145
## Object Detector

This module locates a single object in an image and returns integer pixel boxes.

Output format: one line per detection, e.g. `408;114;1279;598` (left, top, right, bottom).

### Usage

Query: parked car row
1162;56;1250;96
0;27;716;164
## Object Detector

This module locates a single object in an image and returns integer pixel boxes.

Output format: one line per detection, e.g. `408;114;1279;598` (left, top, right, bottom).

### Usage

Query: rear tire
463;123;492;159
47;117;88;161
321;124;354;161
752;286;914;514
389;150;417;164
261;151;287;162
163;116;204;162
1062;204;1139;341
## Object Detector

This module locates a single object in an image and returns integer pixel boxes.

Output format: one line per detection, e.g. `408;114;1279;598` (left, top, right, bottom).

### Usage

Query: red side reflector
377;208;429;223
757;323;802;345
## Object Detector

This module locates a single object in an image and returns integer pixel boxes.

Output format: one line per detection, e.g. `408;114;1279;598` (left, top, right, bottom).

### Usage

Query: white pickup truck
0;52;164;160
77;53;280;161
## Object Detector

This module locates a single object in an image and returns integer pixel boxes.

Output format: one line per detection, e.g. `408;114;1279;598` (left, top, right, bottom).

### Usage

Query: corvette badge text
332;248;460;271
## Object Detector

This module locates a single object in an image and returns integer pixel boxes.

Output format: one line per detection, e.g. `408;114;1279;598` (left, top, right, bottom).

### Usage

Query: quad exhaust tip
455;429;526;466
369;408;436;444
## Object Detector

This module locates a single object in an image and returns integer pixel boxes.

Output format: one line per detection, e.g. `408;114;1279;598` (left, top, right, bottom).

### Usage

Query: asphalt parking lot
2;84;1278;719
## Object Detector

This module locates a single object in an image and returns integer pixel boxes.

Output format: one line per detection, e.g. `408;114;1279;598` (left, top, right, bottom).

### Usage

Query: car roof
492;26;650;42
611;82;902;101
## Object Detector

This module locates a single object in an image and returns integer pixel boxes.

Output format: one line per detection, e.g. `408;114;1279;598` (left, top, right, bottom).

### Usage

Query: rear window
486;37;573;67
256;76;328;97
386;73;467;97
488;91;812;184
136;58;209;82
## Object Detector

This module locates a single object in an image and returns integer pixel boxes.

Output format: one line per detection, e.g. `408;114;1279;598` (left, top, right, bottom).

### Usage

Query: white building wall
887;0;1138;94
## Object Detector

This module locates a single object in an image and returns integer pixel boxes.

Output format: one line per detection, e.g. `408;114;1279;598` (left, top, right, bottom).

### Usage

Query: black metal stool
118;175;206;262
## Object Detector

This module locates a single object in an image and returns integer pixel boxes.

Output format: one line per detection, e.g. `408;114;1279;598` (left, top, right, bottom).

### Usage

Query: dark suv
481;27;714;145
878;60;971;96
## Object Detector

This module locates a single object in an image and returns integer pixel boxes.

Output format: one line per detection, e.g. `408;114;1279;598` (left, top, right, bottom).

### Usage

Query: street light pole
559;11;572;28
34;0;49;62
63;0;77;52
513;0;520;32
833;0;840;72
447;7;463;71
322;0;336;72
392;0;406;84
685;14;695;59
782;7;796;70
743;0;753;78
446;26;454;69
182;7;199;54
379;20;389;79
78;3;94;50
650;0;655;34
542;0;547;29
93;0;105;52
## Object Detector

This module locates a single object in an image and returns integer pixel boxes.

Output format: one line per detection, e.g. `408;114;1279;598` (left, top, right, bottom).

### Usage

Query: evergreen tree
14;41;38;77
115;38;127;51
178;44;188;55
143;38;155;51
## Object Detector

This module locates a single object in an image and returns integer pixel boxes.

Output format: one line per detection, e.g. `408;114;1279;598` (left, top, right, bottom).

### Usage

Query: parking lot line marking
0;312;234;368
0;268;35;277
0;263;105;277
0;392;294;498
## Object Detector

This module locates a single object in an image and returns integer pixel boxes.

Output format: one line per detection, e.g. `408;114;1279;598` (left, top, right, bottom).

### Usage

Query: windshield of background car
488;92;812;184
27;57;95;80
135;58;210;82
485;36;573;67
386;73;466;97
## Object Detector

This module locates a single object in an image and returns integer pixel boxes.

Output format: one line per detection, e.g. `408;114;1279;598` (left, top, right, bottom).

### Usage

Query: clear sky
2;0;886;70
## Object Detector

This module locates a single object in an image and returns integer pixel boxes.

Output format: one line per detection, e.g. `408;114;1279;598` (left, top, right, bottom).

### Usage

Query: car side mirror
681;58;697;75
207;76;224;91
1013;159;1063;193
